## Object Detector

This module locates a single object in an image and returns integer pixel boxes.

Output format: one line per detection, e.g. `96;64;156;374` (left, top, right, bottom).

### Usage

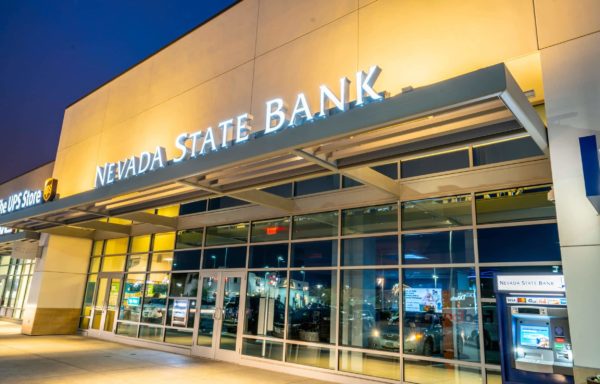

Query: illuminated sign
0;226;14;235
496;275;566;293
0;189;43;216
94;66;385;188
43;178;58;203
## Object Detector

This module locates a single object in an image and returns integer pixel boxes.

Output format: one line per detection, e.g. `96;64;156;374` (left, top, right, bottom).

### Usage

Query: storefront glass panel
202;247;246;269
119;273;144;322
141;273;169;324
342;204;397;235
475;185;555;224
291;240;337;268
205;223;248;246
251;218;290;243
249;244;288;269
402;230;475;264
292;211;338;239
175;228;203;249
339;350;401;380
242;338;283;361
341;236;398;266
404;360;482;384
285;344;334;369
244;270;287;338
402;195;472;230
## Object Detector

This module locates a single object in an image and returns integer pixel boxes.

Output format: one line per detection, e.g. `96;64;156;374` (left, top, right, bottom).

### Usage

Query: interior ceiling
3;95;529;235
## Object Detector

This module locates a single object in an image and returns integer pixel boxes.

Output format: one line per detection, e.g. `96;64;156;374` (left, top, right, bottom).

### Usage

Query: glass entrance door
90;273;122;334
192;271;245;361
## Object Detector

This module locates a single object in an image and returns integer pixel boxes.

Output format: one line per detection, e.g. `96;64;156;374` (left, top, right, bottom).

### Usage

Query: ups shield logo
43;178;58;202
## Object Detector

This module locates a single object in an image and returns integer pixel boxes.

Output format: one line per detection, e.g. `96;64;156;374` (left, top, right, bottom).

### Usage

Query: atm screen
520;325;550;349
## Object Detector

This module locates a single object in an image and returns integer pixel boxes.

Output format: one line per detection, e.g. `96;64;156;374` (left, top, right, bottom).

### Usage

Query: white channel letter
319;77;350;117
218;119;234;148
138;151;152;174
94;164;107;188
124;156;138;179
106;163;116;184
189;131;203;158
355;65;383;106
265;98;287;134
288;93;313;127
173;133;190;163
200;127;217;155
117;160;127;180
150;147;167;171
236;113;253;144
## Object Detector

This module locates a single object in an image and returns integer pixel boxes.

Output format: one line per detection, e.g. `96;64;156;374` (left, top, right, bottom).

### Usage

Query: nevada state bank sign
94;66;385;188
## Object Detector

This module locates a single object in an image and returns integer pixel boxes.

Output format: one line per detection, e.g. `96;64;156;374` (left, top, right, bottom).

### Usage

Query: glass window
476;185;555;224
401;149;470;178
81;274;97;317
116;322;138;338
288;270;337;344
479;265;562;299
342;175;362;188
402;195;472;230
294;175;339;196
291;240;337;268
342;236;398;266
166;298;196;328
402;230;474;264
208;196;249;211
150;252;173;271
482;303;500;365
245;271;287;338
175;228;203;249
202;247;246;269
156;205;179;217
339;351;400;380
179;199;207;215
403;268;479;362
262;183;292;198
119;274;144;322
104;238;128;255
92;240;103;256
292;211;338;239
404;360;482;384
164;328;193;346
205;223;248;246
153;232;175;252
89;257;101;273
340;269;400;352
249;244;288;269
139;325;163;342
172;250;200;271
126;254;148;272
478;224;561;263
169;273;199;297
344;163;398;188
486;370;502;384
141;273;169;324
130;235;151;253
342;204;397;235
285;344;334;369
251;218;290;243
242;338;283;361
101;256;126;272
473;136;543;166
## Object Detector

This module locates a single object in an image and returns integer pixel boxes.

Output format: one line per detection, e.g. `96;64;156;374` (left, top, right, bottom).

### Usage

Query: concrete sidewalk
0;321;330;384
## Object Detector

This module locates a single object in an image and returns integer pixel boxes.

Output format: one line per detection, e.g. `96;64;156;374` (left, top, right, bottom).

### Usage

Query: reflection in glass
339;350;400;380
342;236;398;266
294;175;339;197
150;252;173;271
244;271;287;338
402;195;472;230
141;273;169;324
165;328;193;346
175;228;203;249
172;250;201;271
202;247;246;269
404;359;482;384
169;273;199;297
288;270;337;344
401;149;470;178
119;274;144;322
206;223;248;246
139;325;163;342
104;278;121;331
116;322;138;337
291;240;337;268
198;276;218;347
473;136;542;166
251;218;290;243
249;244;288;269
340;269;399;351
166;299;196;328
475;185;555;224
342;204;397;235
242;338;283;361
292;211;338;239
403;268;479;362
81;274;97;317
285;344;334;369
219;276;242;351
402;230;474;264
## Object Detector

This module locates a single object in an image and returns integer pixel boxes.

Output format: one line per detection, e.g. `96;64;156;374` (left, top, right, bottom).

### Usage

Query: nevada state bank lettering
94;66;384;188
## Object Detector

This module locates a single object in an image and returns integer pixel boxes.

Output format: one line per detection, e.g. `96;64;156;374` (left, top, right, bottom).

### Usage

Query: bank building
0;2;599;384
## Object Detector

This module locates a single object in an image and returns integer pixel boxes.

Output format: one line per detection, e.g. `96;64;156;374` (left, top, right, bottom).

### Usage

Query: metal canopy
0;63;547;235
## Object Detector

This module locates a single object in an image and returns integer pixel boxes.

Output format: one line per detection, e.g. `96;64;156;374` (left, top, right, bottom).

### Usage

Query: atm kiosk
495;274;574;384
